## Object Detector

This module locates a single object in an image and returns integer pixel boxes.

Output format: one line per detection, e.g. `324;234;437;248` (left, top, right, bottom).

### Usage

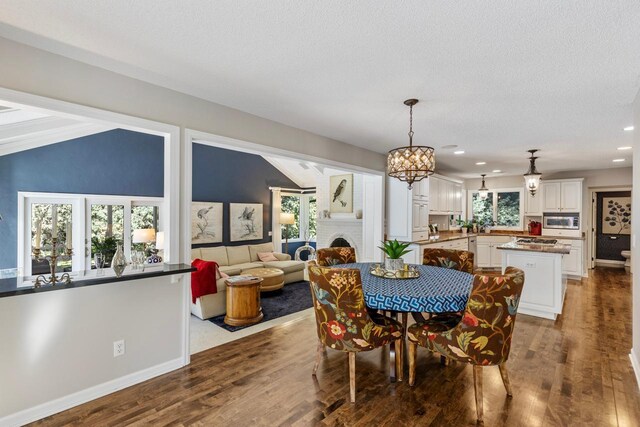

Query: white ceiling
0;1;639;177
263;156;324;189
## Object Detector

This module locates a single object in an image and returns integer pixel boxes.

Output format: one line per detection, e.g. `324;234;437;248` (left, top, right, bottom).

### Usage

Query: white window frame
467;187;524;231
18;191;164;286
281;193;317;243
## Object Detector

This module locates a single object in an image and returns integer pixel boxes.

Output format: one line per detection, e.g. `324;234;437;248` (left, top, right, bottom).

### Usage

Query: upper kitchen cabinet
411;177;429;201
541;179;583;213
428;176;463;215
524;183;543;216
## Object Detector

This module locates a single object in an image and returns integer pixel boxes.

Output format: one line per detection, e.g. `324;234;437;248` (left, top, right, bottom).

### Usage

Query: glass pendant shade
386;99;436;189
523;149;542;196
478;174;489;199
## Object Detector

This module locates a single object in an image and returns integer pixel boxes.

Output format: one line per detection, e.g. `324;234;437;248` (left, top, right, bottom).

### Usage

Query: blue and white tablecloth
335;263;474;313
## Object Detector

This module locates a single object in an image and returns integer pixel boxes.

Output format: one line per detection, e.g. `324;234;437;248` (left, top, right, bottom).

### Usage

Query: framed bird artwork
191;202;223;244
329;174;353;213
230;203;264;241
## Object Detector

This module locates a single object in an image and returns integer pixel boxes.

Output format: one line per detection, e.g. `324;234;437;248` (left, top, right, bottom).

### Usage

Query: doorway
590;188;632;270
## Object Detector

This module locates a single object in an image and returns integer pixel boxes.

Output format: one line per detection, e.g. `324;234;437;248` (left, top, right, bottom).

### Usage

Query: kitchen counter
497;241;571;254
413;230;585;244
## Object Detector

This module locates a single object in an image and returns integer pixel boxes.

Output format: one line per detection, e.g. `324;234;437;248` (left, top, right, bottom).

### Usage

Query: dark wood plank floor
32;268;640;426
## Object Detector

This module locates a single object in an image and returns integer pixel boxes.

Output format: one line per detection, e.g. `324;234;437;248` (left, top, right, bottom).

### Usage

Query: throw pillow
258;251;279;262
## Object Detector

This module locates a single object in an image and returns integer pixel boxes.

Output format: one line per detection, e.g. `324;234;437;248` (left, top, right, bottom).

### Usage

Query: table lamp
132;228;156;260
280;212;295;254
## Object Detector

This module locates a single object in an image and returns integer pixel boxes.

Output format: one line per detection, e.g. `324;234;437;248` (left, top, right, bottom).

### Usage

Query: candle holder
31;237;73;288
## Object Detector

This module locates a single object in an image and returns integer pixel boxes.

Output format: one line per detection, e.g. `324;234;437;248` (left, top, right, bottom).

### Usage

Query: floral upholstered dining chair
422;248;474;273
307;261;403;403
316;247;356;266
407;267;525;423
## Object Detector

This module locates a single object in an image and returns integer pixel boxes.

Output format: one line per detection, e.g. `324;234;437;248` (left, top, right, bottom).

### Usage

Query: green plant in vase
91;236;120;267
378;239;412;271
456;219;473;234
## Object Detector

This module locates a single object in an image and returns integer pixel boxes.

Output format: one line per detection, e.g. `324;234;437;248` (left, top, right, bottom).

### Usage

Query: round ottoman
241;267;285;292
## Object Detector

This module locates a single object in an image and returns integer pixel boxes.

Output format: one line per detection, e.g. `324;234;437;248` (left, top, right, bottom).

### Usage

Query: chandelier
523;149;542;196
387;99;435;189
478;174;489;199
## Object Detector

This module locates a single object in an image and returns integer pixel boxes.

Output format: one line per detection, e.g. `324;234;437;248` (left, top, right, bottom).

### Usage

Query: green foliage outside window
308;197;317;239
281;195;300;239
472;193;494;226
497;192;520;227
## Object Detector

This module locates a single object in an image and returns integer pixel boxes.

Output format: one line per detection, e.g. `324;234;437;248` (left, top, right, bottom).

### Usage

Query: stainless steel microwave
543;213;580;230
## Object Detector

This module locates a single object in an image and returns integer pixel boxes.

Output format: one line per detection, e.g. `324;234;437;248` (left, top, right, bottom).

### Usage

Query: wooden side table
224;277;264;326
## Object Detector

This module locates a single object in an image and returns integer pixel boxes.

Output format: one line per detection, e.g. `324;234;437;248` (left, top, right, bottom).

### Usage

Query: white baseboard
631;350;640;392
0;357;184;427
595;259;625;268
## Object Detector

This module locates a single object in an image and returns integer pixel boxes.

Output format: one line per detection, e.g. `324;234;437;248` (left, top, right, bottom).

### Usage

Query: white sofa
190;242;306;319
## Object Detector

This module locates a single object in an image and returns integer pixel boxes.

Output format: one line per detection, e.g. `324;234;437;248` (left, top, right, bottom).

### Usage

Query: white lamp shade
132;228;156;244
155;231;164;250
279;212;295;225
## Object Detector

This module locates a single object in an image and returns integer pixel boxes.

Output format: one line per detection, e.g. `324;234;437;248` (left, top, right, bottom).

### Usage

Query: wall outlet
113;339;125;357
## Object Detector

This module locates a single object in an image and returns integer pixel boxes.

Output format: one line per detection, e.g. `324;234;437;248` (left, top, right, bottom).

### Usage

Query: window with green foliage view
471;189;521;229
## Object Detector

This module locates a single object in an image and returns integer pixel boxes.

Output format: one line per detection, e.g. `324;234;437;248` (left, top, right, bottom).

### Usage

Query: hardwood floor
32;268;640;426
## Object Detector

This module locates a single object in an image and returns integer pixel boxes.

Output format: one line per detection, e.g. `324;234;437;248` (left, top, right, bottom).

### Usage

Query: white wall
631;90;640;388
0;277;187;424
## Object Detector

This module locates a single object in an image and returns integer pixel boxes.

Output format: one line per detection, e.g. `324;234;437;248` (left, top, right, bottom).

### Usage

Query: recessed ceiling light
454;150;465;155
624;126;634;131
442;144;458;149
475;161;486;165
612;158;626;163
617;146;632;150
492;169;502;173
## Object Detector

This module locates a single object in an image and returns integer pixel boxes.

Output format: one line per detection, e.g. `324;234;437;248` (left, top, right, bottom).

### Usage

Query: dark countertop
496;241;571;254
0;263;195;299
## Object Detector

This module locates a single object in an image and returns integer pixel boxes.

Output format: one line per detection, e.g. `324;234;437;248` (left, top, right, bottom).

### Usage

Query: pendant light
478;174;489;199
523;149;542;196
387;99;435;189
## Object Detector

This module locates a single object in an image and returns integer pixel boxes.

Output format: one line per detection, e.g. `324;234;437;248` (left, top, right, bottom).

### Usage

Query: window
469;188;522;229
280;193;316;242
19;192;163;280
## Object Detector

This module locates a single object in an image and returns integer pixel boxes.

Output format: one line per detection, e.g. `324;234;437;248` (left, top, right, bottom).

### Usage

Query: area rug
208;280;313;332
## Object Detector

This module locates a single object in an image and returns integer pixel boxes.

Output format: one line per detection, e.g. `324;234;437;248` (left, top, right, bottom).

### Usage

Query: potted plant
379;239;412;271
91;236;120;267
456;219;473;234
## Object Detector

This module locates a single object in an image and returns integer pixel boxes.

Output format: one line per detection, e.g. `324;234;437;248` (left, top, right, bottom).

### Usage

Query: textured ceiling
0;1;639;177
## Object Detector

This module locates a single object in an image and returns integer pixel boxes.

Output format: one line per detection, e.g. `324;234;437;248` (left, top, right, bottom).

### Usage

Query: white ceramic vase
385;258;404;272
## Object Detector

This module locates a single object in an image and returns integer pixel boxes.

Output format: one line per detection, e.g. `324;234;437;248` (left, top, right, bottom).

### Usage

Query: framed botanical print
602;197;631;235
230;203;263;241
329;174;353;213
191;202;223;244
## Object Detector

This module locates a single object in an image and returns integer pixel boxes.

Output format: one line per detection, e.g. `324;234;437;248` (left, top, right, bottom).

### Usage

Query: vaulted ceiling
0;1;639;177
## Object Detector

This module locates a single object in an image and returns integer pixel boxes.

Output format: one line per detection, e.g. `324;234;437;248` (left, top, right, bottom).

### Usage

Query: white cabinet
428;176;463;215
557;239;583;277
524;185;543;216
542;180;583;213
542;182;561;212
412;179;429;201
411;201;429;239
476;236;512;268
476;242;492;267
387;177;431;242
429;178;440;212
560;181;581;212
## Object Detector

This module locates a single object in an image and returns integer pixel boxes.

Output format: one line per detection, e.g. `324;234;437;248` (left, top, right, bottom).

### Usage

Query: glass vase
111;244;127;277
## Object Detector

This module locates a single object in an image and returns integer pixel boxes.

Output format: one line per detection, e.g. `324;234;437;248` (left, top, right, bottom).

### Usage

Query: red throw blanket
191;259;219;303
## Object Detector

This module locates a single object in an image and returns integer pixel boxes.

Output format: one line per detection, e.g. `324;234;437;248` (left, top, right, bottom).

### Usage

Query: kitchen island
497;239;571;320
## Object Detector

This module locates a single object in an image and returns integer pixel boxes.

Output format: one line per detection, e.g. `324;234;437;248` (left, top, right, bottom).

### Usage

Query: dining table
334;262;474;382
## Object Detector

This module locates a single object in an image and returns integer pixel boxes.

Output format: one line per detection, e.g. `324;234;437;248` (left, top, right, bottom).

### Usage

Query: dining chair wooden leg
473;365;484;423
312;340;323;376
408;342;417;386
395;338;404;381
348;352;356;403
499;363;513;396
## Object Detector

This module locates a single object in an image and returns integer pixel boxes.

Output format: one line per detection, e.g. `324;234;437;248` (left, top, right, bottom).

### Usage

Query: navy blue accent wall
0;129;164;269
192;144;300;248
596;191;631;261
282;241;317;260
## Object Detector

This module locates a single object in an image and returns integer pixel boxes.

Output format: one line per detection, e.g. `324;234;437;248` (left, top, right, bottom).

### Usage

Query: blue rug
208;280;313;332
